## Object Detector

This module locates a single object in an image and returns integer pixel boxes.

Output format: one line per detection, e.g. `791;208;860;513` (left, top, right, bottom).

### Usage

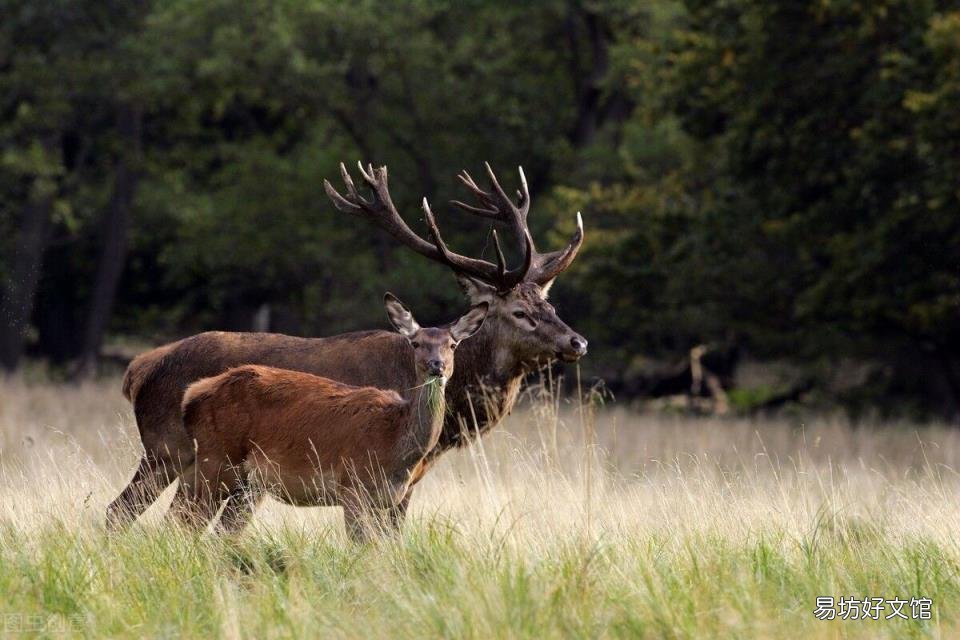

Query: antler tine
449;163;532;256
488;220;534;289
422;198;531;290
491;229;507;279
483;161;510;208
515;165;530;216
483;162;530;223
421;198;490;279
324;162;438;259
457;169;483;195
450;170;498;218
356;160;374;184
527;211;584;286
324;163;361;212
507;227;535;289
421;198;455;263
449;199;499;218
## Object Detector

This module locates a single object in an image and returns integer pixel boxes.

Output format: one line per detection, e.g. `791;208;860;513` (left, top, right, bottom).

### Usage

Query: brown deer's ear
450;302;489;343
384;293;420;338
455;274;496;305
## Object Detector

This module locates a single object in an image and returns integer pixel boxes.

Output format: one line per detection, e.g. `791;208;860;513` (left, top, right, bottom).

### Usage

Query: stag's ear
449;302;489;343
384;293;420;338
455;274;496;305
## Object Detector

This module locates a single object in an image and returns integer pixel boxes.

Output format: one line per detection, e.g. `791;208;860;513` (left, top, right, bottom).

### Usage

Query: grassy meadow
0;374;958;638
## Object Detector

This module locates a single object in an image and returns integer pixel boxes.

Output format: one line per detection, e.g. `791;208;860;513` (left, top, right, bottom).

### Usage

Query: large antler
450;162;584;286
323;162;531;291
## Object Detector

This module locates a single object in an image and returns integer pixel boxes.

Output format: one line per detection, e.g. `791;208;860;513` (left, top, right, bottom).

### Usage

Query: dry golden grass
0;374;958;638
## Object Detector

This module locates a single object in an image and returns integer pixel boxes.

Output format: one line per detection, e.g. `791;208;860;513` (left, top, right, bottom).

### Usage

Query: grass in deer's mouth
0;376;958;638
418;374;446;420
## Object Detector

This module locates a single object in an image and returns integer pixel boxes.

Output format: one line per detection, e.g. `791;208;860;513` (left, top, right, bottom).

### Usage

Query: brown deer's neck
397;379;446;466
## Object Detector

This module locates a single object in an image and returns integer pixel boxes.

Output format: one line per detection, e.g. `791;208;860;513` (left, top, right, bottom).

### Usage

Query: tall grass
0;375;958;638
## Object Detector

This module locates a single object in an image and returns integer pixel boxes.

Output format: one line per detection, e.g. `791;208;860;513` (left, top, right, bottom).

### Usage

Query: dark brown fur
122;342;176;403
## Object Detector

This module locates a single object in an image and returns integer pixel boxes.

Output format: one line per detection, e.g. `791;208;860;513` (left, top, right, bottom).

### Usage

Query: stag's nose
427;360;444;376
570;336;588;356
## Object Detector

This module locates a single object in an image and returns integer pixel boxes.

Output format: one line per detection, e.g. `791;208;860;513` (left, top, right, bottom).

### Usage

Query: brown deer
108;162;587;530
175;295;488;538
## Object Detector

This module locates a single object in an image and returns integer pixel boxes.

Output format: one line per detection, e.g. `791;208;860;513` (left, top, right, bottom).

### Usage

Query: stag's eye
411;341;420;349
512;311;527;319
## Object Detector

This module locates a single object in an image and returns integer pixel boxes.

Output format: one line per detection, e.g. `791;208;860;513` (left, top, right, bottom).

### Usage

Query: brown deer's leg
383;457;432;532
169;482;218;532
341;487;379;543
216;484;264;534
171;457;238;531
385;490;411;531
166;477;207;530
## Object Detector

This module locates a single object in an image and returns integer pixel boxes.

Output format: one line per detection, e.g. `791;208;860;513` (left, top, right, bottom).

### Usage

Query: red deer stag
108;162;586;530
176;295;488;538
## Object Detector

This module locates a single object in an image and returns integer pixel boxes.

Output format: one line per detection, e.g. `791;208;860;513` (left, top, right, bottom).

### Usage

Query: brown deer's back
182;365;409;477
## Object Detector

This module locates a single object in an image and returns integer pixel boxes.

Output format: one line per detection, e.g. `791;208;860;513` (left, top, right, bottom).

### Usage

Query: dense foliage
1;0;957;417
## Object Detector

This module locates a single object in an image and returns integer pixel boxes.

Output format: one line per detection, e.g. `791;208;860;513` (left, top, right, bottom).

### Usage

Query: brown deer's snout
426;359;445;376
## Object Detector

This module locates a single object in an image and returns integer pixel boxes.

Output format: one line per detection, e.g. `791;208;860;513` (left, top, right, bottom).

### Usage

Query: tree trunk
936;349;960;422
0;135;60;372
0;192;55;372
74;104;142;379
565;2;608;148
563;2;634;150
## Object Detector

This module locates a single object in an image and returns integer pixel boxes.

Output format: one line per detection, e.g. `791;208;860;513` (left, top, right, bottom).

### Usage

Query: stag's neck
455;318;528;386
400;379;446;460
441;321;527;451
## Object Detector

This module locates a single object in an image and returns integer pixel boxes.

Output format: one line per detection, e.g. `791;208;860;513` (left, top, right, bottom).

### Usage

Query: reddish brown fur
177;366;442;537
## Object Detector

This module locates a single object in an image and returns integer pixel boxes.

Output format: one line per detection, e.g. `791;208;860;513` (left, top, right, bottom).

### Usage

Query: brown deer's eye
512;311;527;319
411;341;420;348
